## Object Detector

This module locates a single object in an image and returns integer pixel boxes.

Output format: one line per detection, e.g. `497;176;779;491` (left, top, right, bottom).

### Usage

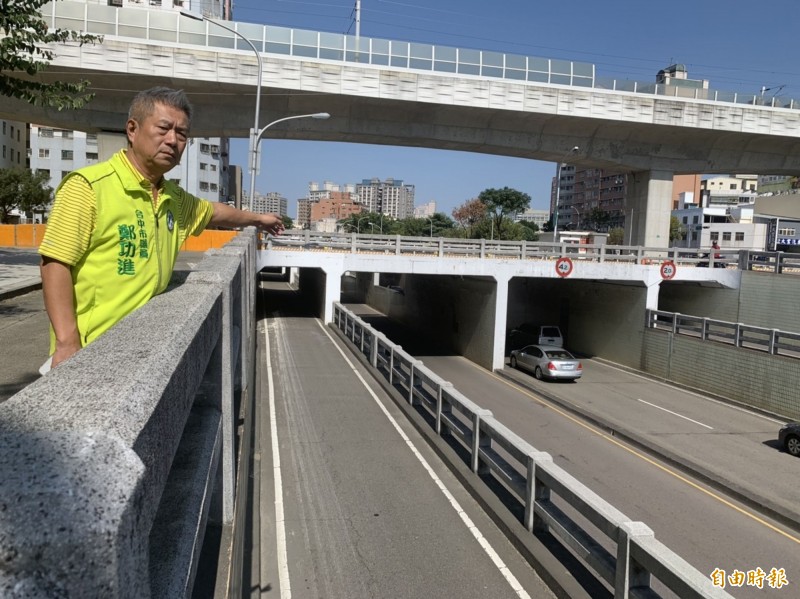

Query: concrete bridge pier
627;170;674;248
492;274;511;370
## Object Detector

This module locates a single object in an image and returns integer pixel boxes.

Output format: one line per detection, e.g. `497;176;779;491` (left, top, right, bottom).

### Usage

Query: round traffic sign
660;260;677;280
555;256;573;278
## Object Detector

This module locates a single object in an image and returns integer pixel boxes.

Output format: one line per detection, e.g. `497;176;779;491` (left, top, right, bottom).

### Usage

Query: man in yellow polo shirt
39;87;284;369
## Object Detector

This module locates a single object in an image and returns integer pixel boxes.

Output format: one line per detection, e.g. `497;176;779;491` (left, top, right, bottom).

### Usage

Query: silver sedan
509;344;583;381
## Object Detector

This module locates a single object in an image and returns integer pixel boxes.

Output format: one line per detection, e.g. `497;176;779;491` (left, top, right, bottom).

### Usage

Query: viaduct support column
492;273;511;370
627;170;674;248
323;266;344;324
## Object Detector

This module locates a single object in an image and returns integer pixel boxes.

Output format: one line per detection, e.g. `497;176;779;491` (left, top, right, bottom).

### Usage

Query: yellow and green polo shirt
39;150;214;351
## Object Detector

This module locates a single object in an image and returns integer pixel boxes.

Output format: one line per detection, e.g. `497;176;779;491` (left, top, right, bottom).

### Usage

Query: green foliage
583;207;611;231
282;215;294;229
1;0;101;109
337;211;455;237
669;216;686;242
607;227;625;245
477;187;531;240
0;168;53;223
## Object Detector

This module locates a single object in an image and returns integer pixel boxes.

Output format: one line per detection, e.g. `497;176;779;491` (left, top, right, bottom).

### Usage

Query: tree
477;187;531;240
281;215;294;230
607;227;625;245
1;1;101;109
451;198;487;236
669;216;686;242
0;168;53;223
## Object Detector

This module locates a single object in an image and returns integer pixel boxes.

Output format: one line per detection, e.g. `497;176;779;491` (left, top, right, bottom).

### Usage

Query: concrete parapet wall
642;329;800;419
0;230;258;597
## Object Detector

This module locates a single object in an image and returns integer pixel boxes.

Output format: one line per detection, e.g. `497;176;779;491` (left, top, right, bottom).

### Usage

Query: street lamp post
180;9;261;211
552;146;580;241
426;216;434;237
356;216;368;233
250;113;330;207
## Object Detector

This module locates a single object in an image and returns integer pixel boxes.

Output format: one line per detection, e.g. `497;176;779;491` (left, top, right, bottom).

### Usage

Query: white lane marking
264;319;292;598
316;320;532;599
595;360;783;424
636;398;714;430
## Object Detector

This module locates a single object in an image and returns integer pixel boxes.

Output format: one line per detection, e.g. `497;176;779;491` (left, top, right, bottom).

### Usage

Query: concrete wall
0;232;257;598
658;282;741;322
298;268;329;319
366;274;498;370
642;330;800;420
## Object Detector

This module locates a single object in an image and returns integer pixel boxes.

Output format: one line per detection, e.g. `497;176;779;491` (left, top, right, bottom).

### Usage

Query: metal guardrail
647;309;800;357
334;303;732;599
43;1;800;111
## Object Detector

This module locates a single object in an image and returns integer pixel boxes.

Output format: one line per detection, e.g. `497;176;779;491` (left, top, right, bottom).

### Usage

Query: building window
38;148;50;158
2;122;5;135
10;125;14;138
39;128;54;138
200;143;210;154
210;164;217;172
86;133;97;143
61;150;73;160
2;146;5;159
692;215;699;224
722;232;731;241
735;232;744;241
59;130;74;139
62;170;70;179
210;183;218;191
199;163;207;170
779;227;796;236
37;169;50;177
199;181;209;191
85;152;98;160
682;216;688;224
710;232;719;241
9;149;14;162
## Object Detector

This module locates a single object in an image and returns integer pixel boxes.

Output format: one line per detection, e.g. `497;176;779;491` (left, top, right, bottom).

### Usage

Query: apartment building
1;120;27;170
251;191;288;217
356;178;415;220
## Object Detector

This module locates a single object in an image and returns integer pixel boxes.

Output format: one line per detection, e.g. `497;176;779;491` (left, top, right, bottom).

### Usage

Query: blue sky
226;0;800;217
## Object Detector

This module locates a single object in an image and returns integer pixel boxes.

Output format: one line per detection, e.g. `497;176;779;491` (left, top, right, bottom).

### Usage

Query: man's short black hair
128;87;193;125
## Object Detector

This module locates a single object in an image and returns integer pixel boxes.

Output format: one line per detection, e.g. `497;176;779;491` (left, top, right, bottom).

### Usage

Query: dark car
779;423;800;457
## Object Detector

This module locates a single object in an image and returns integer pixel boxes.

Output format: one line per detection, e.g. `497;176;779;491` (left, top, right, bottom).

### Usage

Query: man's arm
40;257;81;367
208;202;284;235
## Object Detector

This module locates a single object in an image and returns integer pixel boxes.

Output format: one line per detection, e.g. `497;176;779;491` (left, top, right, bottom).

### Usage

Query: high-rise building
1;120;27;170
251;192;288;216
414;201;436;218
356;178;415;219
310;191;363;230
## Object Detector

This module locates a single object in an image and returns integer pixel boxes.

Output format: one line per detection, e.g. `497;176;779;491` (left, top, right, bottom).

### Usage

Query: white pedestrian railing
267;230;800;272
334;303;732;599
647;309;800;357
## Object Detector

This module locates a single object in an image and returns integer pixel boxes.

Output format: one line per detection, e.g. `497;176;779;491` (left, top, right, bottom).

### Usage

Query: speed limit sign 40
555;256;573;278
660;260;677;280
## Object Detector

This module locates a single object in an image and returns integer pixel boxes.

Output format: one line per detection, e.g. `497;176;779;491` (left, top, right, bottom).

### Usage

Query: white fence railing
333;303;732;599
266;230;800;273
647;309;800;357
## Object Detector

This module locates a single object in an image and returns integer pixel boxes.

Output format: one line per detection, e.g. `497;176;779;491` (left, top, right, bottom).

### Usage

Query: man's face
126;102;189;178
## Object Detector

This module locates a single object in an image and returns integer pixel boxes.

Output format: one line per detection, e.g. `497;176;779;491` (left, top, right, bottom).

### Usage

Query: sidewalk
0;263;41;301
